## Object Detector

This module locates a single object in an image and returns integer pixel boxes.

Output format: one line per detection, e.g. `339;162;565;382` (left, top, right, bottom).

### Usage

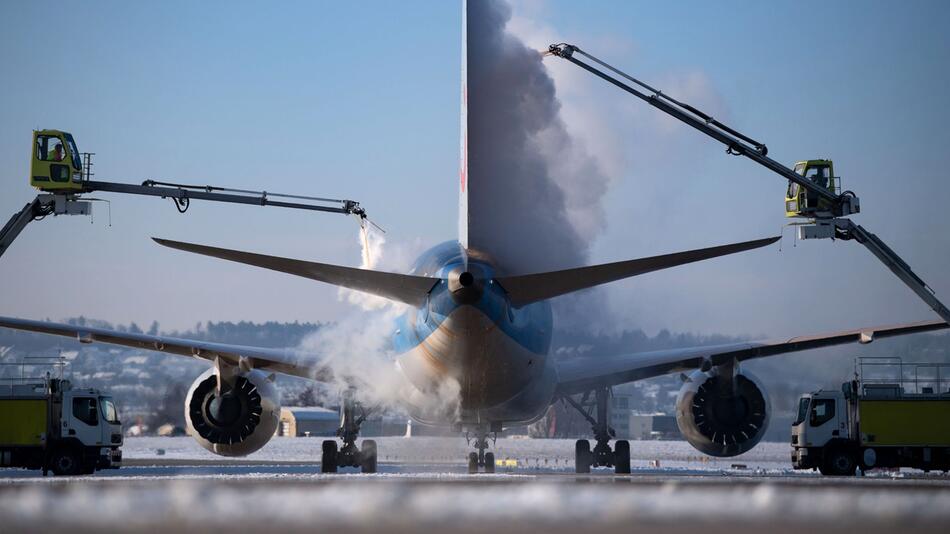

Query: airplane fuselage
394;241;558;427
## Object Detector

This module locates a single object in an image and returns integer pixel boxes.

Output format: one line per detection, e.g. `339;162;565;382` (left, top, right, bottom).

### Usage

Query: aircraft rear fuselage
394;241;558;427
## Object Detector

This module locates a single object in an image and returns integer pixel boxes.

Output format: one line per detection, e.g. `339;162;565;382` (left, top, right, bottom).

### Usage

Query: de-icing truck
0;361;122;476
791;357;950;475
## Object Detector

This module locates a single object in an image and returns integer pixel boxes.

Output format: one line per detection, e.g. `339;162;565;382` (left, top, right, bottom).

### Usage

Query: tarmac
2;437;949;533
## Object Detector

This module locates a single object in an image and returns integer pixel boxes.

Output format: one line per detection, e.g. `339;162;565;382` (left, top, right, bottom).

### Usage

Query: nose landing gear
320;389;378;474
465;425;497;474
565;387;631;474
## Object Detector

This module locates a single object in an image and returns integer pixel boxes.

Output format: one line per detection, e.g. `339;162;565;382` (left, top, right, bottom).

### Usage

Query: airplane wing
0;316;329;381
554;319;948;395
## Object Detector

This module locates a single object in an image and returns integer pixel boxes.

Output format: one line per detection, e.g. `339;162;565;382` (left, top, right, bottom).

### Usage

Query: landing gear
565;387;631;474
614;439;631;473
321;440;338;473
320;389;378;474
361;440;378;474
575;439;591;473
465;425;497;474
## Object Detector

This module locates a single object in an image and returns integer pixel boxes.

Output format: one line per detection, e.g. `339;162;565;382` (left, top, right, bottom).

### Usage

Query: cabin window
805;165;829;188
35;135;66;162
100;397;120;424
809;398;835;427
73;397;99;426
787;181;800;198
63;132;82;171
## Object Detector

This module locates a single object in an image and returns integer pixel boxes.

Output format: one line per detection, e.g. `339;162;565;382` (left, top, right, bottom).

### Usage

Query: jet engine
675;366;770;457
184;368;281;456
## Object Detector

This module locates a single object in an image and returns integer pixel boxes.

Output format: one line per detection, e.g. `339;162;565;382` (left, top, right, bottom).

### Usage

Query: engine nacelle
184;368;281;456
675;367;770;457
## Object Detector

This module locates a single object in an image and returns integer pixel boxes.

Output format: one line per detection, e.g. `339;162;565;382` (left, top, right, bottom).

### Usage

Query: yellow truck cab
30;129;84;191
785;159;838;218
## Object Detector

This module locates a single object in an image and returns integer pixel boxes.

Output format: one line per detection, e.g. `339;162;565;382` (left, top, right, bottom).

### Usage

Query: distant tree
290;385;319;407
147;321;160;336
147;381;188;429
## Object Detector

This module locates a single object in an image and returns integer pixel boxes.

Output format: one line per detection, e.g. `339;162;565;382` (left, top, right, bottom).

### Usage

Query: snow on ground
124;436;794;471
3;437;949;532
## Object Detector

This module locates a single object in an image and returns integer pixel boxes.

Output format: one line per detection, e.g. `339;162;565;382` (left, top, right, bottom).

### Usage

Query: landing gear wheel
50;448;81;476
360;440;378;474
575;439;592;474
321;440;338;473
820;448;856;476
468;452;479;474
484;452;495;473
614;440;631;474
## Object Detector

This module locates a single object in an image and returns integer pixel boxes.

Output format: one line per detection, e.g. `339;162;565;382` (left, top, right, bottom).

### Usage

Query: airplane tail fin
496;236;780;307
153;238;439;307
458;0;469;248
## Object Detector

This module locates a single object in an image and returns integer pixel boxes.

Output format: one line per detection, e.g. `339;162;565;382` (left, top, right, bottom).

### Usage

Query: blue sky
1;0;948;337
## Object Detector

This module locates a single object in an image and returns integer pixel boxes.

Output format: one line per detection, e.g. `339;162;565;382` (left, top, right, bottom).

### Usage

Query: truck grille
111;433;122;444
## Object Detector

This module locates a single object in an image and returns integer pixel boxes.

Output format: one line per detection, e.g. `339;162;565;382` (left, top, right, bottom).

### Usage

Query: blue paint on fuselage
392;241;552;357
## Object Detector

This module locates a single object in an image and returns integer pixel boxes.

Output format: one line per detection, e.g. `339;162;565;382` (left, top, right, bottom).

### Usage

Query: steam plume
466;0;609;275
297;225;459;418
466;0;611;330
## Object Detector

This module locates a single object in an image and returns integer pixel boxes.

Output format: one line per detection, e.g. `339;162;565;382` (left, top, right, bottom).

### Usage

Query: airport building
610;393;632;438
277;407;339;437
627;414;679;440
278;407;428;437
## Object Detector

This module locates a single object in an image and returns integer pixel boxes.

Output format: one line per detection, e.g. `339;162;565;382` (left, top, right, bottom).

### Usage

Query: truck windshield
793;397;809;425
99;397;120;424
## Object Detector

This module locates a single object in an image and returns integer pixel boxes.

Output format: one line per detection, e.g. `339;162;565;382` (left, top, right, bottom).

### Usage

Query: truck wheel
822;449;856;476
50;449;81;476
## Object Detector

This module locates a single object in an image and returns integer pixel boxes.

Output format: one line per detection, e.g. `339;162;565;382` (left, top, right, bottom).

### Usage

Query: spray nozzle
546;43;578;59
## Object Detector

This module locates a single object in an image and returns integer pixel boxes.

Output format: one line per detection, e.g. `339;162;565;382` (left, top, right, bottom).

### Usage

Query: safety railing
0;356;68;396
855;356;949;396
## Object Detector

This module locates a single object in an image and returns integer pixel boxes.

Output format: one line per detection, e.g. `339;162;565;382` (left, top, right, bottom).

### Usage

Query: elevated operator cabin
30;129;83;191
785;159;838;218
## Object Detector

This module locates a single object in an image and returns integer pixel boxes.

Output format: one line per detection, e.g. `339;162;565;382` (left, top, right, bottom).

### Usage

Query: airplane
1;1;947;474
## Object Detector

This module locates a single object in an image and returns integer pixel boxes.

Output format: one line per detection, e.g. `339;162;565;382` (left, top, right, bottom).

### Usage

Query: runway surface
2;437;949;533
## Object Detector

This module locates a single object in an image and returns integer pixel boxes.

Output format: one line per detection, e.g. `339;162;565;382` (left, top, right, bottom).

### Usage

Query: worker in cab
48;142;65;162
